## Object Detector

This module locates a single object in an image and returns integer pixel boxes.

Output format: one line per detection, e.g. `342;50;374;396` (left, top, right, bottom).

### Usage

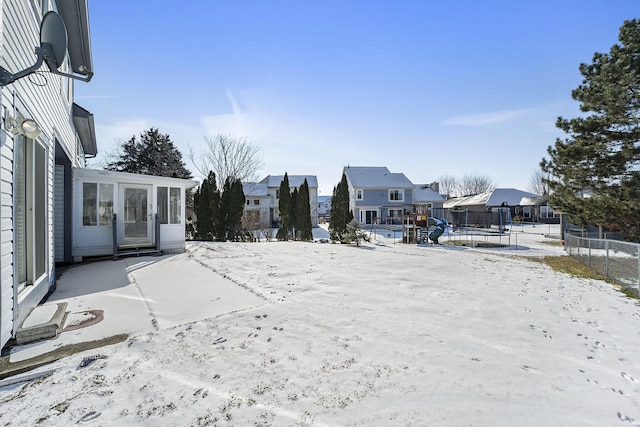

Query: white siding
0;0;81;348
0;132;14;347
54;165;64;262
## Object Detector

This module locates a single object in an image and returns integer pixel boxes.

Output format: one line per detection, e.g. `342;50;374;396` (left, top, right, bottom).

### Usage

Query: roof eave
57;0;93;77
72;103;97;156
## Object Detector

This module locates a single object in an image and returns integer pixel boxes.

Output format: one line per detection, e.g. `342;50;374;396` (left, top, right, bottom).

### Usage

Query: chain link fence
564;233;640;294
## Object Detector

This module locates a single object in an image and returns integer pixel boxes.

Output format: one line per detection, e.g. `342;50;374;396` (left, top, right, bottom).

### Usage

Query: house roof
413;184;445;203
242;182;269;197
73;168;198;188
343;166;413;188
260;175;318;188
318;195;331;203
444;188;540;209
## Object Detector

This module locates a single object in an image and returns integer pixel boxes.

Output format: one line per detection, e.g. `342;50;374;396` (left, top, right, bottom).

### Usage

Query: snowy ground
1;226;639;426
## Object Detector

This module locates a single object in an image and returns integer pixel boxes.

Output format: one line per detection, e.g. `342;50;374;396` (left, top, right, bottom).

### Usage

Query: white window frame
14;135;48;290
82;182;114;226
158;186;182;224
388;189;404;202
356;189;363;200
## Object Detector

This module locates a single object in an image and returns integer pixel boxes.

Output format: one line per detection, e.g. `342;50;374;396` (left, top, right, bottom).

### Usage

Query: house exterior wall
0;1;84;348
242;196;270;229
349;187;414;224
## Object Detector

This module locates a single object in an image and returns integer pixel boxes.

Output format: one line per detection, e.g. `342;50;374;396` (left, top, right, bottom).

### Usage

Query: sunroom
72;168;197;261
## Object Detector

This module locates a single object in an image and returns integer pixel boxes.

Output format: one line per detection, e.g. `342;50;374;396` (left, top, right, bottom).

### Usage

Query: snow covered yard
1;234;640;426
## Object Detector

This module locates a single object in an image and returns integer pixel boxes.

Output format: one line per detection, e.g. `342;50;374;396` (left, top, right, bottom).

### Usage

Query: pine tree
297;179;314;241
106;128;192;179
541;19;640;238
290;187;299;240
344;218;368;246
276;173;292;241
194;171;219;241
329;173;354;242
223;178;246;241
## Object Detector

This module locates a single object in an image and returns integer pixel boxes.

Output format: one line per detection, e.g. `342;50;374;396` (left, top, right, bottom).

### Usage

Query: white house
242;182;271;229
257;175;319;227
0;0;95;348
72;168;197;260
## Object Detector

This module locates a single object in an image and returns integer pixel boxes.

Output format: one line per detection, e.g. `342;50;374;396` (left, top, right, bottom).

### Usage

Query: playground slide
428;217;447;243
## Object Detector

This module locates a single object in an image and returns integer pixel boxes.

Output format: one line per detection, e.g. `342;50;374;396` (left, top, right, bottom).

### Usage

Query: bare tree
437;175;459;198
528;169;550;195
460;173;495;196
189;134;264;189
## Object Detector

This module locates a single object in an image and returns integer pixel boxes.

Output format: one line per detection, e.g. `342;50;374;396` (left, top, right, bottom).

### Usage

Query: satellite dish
0;10;91;86
40;11;68;71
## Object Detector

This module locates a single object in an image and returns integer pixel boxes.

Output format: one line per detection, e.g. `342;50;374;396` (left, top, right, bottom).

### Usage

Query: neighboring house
241;182;271;230
0;1;95;348
317;196;332;223
444;188;541;219
412;183;446;218
257;175;319;227
72;168;197;260
343;166;414;225
518;195;560;224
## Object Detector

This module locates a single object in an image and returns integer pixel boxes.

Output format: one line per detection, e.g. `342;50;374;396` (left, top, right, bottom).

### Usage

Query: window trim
157;186;182;224
388;189;404;202
82;182;114;226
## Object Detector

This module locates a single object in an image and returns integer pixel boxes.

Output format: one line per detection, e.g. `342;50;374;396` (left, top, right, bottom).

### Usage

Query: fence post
605;240;609;279
588;239;591;268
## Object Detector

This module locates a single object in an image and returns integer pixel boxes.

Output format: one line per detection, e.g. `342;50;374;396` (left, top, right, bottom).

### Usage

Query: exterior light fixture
8;117;41;139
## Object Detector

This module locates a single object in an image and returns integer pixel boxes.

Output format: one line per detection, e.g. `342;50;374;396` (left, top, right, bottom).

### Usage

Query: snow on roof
413;185;445;203
242;182;269;196
444;188;540;208
520;195;548;206
343;166;414;188
260;175;318;188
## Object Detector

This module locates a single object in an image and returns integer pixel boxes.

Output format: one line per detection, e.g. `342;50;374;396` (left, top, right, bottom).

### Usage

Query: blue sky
76;1;639;195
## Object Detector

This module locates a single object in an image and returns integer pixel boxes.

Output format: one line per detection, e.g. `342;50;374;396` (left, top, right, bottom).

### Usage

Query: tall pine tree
221;178;246;241
297;179;314;241
541;19;640;239
329;172;354;242
194;171;219;241
290;187;299;239
276;173;292;241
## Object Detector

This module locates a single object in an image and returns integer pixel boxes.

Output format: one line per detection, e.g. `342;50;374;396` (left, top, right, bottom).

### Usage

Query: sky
75;1;640;195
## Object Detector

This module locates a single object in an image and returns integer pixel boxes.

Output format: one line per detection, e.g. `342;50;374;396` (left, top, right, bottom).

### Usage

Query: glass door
119;184;152;245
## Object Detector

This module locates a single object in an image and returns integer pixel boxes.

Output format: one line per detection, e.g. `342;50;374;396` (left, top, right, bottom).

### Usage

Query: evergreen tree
297;179;314;241
344;218;368;246
290;187;299;239
106;128;192;179
541;19;640;238
194;171;219;241
222;178;246;241
276;173;292;241
329;173;354;242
